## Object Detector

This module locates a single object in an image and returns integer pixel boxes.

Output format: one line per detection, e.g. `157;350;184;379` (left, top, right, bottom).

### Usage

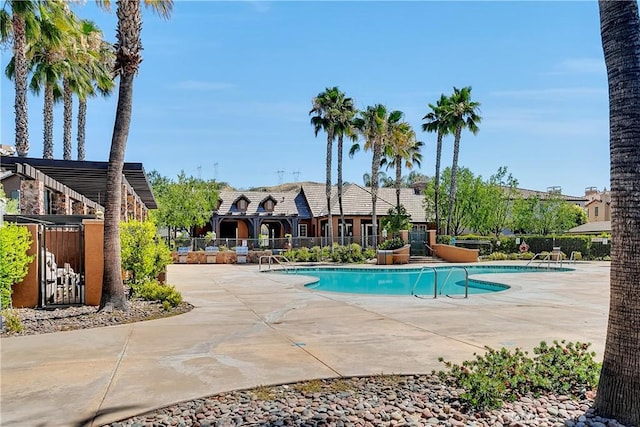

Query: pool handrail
439;266;469;299
410;266;437;298
526;252;563;269
259;254;292;271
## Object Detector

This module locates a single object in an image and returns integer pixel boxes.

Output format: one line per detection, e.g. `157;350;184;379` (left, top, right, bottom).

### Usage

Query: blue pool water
284;265;571;296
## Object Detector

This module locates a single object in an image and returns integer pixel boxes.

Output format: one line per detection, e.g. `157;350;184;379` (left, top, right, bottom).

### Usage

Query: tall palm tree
352;105;402;248
444;86;481;236
422;94;452;234
333;91;357;245
97;0;173;312
1;1;40;157
77;37;115;161
19;1;73;159
62;19;111;161
309;86;342;246
595;1;640;425
382;121;424;211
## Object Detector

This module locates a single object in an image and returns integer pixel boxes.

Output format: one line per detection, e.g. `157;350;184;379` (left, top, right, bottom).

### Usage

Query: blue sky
1;1;609;196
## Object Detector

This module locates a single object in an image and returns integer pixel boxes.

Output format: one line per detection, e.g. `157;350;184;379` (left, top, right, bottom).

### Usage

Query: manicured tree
77;36;115;160
333;90;358;245
310;87;343;246
352;105;401;248
96;0;173;312
0;0;39;157
444;87;481;236
382;121;423;211
422;94;452;234
595;1;640;424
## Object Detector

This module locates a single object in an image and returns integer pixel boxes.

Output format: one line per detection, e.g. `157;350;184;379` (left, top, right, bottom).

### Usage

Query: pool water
284;265;571;296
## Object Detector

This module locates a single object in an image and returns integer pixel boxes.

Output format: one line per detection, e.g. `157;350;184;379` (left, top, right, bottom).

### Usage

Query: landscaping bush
0;223;34;309
378;237;406;250
121;219;173;284
363;247;376;260
438;340;600;410
1;308;23;333
130;280;183;309
485;252;508;261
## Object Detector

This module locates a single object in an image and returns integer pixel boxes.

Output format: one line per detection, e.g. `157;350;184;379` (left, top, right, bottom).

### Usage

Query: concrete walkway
0;262;610;427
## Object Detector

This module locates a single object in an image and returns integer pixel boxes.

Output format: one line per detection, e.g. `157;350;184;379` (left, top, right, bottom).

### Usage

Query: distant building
583;186;611;222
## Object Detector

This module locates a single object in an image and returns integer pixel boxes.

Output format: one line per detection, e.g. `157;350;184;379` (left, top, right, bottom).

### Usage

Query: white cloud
170;80;235;91
546;58;605;75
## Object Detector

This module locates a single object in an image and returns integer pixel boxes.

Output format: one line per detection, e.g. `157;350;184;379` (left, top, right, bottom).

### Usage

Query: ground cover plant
437;340;601;411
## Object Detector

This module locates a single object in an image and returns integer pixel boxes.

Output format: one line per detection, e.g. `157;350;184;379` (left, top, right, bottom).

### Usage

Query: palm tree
19;1;73;159
444;86;481;236
422;94;452;234
1;1;40;157
382;121;423;211
595;2;640;425
96;0;173;312
352;105;402;248
63;19;113;161
333;91;357;245
309;86;342;246
77;37;115;161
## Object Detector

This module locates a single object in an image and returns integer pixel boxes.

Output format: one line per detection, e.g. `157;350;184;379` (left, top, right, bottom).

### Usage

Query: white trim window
298;224;308;237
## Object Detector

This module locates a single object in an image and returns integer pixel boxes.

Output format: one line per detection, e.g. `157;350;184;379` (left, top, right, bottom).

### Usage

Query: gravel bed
105;375;628;427
1;305;628;427
0;299;193;337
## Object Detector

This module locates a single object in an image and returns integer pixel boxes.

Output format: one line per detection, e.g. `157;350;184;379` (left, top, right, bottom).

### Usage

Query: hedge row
436;234;610;260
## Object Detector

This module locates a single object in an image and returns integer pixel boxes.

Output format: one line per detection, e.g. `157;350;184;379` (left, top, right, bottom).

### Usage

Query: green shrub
439;340;600;410
1;308;23;333
121;220;172;284
130;280;183;308
519;251;535;260
508;253;519;260
363;247;376;260
0;223;34;309
378;237;406;250
486;252;508;261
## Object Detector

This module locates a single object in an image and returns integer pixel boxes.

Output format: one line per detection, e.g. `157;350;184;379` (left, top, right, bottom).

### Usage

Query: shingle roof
216;190;305;217
567;221;611;234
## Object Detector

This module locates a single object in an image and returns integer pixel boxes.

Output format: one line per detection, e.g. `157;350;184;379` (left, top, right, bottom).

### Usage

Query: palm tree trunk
43;86;54;159
446;126;462;236
434;131;443;234
63;78;73;160
77;99;86;160
371;137;382;248
337;134;345;246
101;72;133;312
101;0;143;312
325;131;334;247
12;12;29;157
594;2;640;425
395;154;402;211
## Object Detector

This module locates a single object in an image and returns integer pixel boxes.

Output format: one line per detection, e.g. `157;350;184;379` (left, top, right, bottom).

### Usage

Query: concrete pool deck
0;261;610;426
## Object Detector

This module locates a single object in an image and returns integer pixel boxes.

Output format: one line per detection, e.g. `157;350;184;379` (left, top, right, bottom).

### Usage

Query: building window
595;206;599;217
298;224;307;237
237;199;248;212
263;199;274;212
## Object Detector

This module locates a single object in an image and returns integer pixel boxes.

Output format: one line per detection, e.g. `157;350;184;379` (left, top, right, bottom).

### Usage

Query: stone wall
20;180;44;214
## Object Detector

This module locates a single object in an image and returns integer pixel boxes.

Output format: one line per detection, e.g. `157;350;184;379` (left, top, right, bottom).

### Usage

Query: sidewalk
0;262;610;426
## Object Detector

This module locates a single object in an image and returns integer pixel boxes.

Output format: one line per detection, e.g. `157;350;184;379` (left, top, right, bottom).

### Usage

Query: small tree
0;223;34;308
120;219;172;285
381;205;411;239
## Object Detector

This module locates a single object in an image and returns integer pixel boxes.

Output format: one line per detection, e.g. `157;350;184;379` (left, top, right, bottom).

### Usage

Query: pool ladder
258;254;292;271
410;266;469;299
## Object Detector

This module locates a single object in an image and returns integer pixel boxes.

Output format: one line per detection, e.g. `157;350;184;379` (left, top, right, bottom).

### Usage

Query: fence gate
409;231;428;256
38;224;85;308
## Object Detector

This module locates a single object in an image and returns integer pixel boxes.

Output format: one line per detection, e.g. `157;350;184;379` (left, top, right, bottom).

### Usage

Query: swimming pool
284;265;571;296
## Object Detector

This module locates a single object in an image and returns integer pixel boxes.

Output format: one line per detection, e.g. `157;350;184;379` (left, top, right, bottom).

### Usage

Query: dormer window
237;198;248;212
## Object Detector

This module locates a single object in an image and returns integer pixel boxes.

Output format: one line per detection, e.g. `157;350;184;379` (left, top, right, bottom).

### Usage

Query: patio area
0;261;609;426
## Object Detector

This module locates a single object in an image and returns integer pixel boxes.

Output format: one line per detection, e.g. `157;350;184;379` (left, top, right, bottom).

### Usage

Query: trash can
377;250;393;265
